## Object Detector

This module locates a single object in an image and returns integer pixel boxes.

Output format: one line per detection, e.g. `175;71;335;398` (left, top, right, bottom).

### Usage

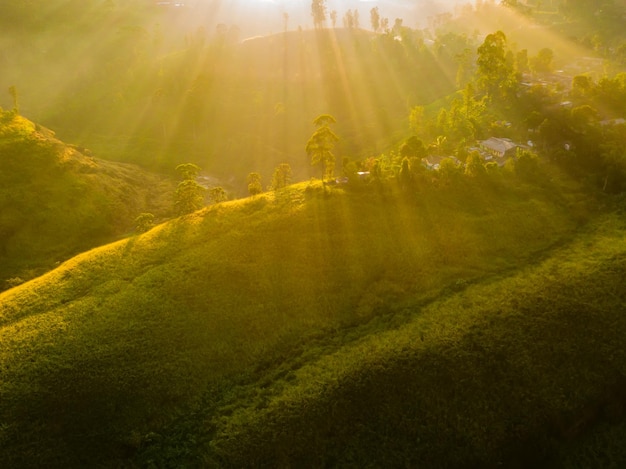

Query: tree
370;6;380;32
571;75;593;99
175;163;201;181
400;136;425;159
311;0;327;29
516;49;529;74
514;148;539;179
174;163;205;215
343;9;355;29
330;10;337;28
134;213;155;233
464;151;486;177
209;186;227;204
306;114;339;182
530;48;554;74
175;180;206;215
392;18;403;37
399;157;412;190
476;31;516;102
8;85;18;113
380;17;389;33
247;172;263;196
409;106;425;136
271;163;292;190
438;157;462;183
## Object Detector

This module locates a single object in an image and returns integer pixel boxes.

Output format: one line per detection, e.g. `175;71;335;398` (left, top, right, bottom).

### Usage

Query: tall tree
306;114;339;182
8;86;18;113
330;10;337;28
370;6;380;32
174;163;205;215
311;0;327;29
343;10;354;29
247;172;263;196
271;163;292;190
476;31;516;102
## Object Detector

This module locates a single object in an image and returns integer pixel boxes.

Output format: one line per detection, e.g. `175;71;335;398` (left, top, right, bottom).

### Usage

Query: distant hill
0;110;175;289
36;27;458;182
2;170;625;467
2;1;621;186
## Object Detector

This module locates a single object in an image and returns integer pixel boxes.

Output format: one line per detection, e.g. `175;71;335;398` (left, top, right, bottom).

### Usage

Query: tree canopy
306;114;339;182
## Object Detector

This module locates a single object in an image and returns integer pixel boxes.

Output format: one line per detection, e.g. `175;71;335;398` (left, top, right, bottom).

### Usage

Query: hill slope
0;110;175;289
1;175;623;467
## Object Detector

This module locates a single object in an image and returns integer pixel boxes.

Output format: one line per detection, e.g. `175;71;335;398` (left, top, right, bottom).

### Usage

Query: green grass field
0;111;175;289
1;173;624;467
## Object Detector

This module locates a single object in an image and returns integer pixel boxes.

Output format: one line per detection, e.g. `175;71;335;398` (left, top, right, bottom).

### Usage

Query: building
479;137;522;159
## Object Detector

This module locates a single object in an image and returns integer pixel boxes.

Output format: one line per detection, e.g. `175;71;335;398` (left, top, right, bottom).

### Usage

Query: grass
0;110;175;289
0;172;622;467
203;213;626;467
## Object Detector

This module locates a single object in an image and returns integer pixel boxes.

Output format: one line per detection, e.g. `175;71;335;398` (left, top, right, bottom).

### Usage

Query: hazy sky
188;0;469;36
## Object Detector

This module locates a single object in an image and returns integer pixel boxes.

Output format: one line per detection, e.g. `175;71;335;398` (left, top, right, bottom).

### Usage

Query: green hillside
2;1;626;467
0;110;175;289
2;169;625;467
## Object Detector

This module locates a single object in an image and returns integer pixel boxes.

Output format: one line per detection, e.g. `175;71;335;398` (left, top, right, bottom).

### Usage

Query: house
477;137;530;166
479;137;523;159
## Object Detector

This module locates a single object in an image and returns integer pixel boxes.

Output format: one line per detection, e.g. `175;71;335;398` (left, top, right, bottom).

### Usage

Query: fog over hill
171;0;468;37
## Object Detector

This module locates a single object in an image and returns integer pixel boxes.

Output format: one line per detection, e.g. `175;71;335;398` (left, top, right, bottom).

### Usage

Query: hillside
0;110;175;289
39;27;458;181
3;1;621;186
2;171;625;467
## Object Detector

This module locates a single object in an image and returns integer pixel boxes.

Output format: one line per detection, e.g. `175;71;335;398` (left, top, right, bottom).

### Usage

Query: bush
134;213;155;233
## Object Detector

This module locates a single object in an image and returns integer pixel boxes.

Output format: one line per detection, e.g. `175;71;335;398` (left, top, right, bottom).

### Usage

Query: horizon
162;0;474;36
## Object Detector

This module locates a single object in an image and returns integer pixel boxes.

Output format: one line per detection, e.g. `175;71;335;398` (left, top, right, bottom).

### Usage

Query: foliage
530;48;554;74
0;173;619;468
370;6;380;32
438;157;462;183
174;179;205;215
400;136;425;159
208;213;626;468
514;148;540;179
270;163;292;190
0;112;174;289
175;163;201;181
311;0;327;29
4;4;626;467
464;150;486;177
476;31;517;103
209;186;227;205
134;213;155;233
247;172;263;196
174;163;205;215
306;114;339;182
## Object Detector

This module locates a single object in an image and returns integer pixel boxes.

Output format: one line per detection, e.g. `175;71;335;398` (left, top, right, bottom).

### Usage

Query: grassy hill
2;167;625;467
0;110;175;289
41;27;457;182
